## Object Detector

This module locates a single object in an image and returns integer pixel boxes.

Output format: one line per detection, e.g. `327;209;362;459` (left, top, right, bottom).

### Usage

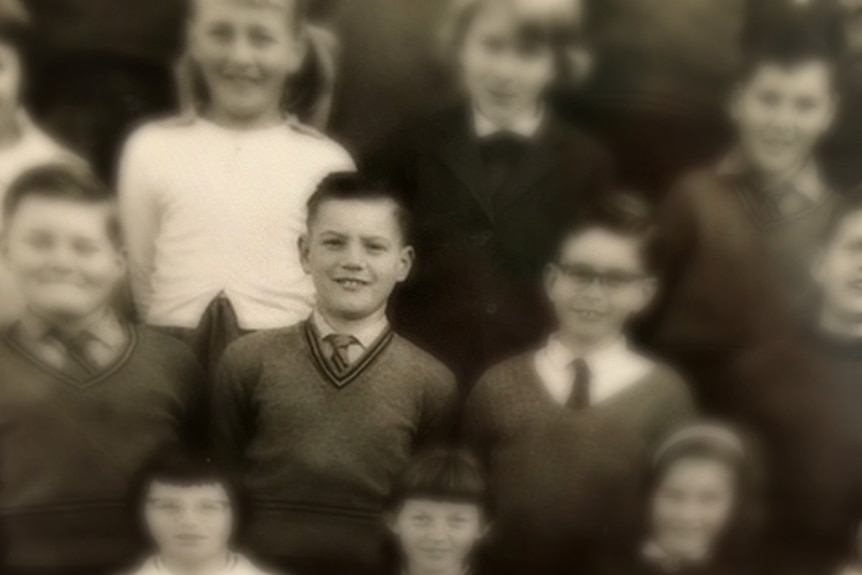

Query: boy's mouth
334;278;370;289
572;309;606;321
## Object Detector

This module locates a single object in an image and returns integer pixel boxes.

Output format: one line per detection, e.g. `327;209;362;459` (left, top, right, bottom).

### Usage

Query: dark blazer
365;103;613;385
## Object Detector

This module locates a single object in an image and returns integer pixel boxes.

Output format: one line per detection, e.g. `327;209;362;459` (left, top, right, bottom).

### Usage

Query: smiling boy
645;14;842;411
0;165;203;575
212;173;458;575
462;193;695;575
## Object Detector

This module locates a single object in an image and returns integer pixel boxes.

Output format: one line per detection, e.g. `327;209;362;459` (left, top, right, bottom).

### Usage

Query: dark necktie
566;358;591;409
50;329;99;376
324;333;359;372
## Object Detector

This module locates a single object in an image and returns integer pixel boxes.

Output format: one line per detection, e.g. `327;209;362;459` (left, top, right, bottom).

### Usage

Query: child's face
814;211;862;324
650;458;736;562
188;0;304;123
389;499;488;574
1;198;125;324
544;228;656;346
144;481;234;565
300;199;413;322
0;41;22;133
460;0;556;125
731;61;836;179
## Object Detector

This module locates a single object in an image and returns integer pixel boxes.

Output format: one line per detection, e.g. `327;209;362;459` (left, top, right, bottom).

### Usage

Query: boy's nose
227;38;256;65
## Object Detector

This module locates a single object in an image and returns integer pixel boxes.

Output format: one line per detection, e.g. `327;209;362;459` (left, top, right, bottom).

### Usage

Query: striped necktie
49;329;99;376
324;333;359;373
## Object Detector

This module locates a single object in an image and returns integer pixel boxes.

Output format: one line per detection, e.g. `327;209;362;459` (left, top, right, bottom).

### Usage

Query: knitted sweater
212;321;458;567
462;352;695;575
0;326;203;570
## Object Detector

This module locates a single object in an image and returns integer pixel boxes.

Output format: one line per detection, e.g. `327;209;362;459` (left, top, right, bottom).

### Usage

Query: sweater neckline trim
3;323;140;389
303;320;395;389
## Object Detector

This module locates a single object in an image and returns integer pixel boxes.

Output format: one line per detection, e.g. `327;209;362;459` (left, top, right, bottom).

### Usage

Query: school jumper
212;320;458;570
642;154;840;411
365;103;613;385
118;115;354;371
0;113;81;326
462;345;695;575
0;322;204;573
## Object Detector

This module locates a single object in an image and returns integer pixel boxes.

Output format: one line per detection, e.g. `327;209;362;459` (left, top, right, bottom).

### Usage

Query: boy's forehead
148;480;228;498
192;0;296;15
312;198;401;228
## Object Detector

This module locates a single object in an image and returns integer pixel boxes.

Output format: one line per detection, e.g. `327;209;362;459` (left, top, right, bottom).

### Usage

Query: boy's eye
794;95;818;112
322;238;345;248
25;234;54;250
756;90;782;107
249;30;276;48
208;24;234;42
365;241;388;253
72;239;100;255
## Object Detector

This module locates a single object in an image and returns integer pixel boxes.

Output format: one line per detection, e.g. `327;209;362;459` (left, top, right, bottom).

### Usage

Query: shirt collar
473;105;545;139
715;149;827;203
311;309;389;349
543;334;630;372
18;307;125;349
642;540;710;573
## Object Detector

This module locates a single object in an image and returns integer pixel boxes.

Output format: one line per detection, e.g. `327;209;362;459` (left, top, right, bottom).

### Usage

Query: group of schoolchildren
3;0;862;574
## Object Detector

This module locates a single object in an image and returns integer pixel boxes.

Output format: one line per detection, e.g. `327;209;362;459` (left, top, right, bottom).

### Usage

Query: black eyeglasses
557;264;645;292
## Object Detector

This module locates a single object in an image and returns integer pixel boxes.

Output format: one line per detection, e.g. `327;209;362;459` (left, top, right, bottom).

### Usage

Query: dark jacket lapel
437;106;494;220
493;113;566;213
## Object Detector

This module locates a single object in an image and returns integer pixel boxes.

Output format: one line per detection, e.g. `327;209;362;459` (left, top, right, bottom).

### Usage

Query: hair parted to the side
440;0;590;86
178;0;331;124
306;172;413;244
739;1;844;85
385;449;491;516
553;191;660;272
126;444;250;546
3;163;122;245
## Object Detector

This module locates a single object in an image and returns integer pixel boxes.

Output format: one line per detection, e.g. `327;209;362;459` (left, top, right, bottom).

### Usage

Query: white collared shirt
311;309;389;364
533;335;655;406
118;115;355;331
473;106;545;139
123;553;274;575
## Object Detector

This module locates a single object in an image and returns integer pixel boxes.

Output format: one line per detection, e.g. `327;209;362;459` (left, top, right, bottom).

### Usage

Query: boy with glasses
462;193;695;575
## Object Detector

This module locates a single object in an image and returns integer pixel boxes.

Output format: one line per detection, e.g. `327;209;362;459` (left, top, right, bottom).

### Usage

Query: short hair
442;0;585;83
553;192;660;273
3;164;122;245
385;449;491;516
306;172;412;243
820;188;862;246
127;445;250;545
185;0;308;30
738;4;844;85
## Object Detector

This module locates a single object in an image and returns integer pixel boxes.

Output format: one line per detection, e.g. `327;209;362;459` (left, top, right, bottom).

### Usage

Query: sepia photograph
1;0;861;574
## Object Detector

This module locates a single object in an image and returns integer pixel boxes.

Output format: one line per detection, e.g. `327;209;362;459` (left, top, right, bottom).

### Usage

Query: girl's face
144;481;235;566
650;458;737;563
0;41;22;136
389;499;488;575
460;1;556;126
188;0;304;126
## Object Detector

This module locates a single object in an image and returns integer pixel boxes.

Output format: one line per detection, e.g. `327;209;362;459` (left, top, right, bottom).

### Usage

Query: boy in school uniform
462;194;696;575
0;165;203;575
0;0;82;325
644;13;842;411
212;173;459;575
365;0;613;386
118;0;354;373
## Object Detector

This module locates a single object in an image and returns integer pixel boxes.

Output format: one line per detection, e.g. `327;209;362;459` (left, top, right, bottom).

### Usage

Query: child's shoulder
222;324;307;365
473;352;536;391
389;333;457;384
283;116;353;161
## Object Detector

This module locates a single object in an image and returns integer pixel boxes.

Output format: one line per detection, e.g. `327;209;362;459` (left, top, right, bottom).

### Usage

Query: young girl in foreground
599;424;758;575
124;446;277;575
385;450;492;575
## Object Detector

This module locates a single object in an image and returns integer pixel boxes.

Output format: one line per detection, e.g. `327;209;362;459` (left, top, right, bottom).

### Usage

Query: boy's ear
543;262;559;297
397;245;415;283
383;511;399;535
637;276;659;312
298;234;312;274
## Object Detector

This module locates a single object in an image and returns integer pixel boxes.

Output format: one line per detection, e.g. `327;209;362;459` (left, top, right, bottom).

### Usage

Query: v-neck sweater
211;321;458;565
0;326;204;570
462;352;695;572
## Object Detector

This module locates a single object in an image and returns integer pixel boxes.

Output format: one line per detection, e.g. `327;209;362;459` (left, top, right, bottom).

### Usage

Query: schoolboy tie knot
325;333;360;372
567;357;591;410
49;329;99;375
